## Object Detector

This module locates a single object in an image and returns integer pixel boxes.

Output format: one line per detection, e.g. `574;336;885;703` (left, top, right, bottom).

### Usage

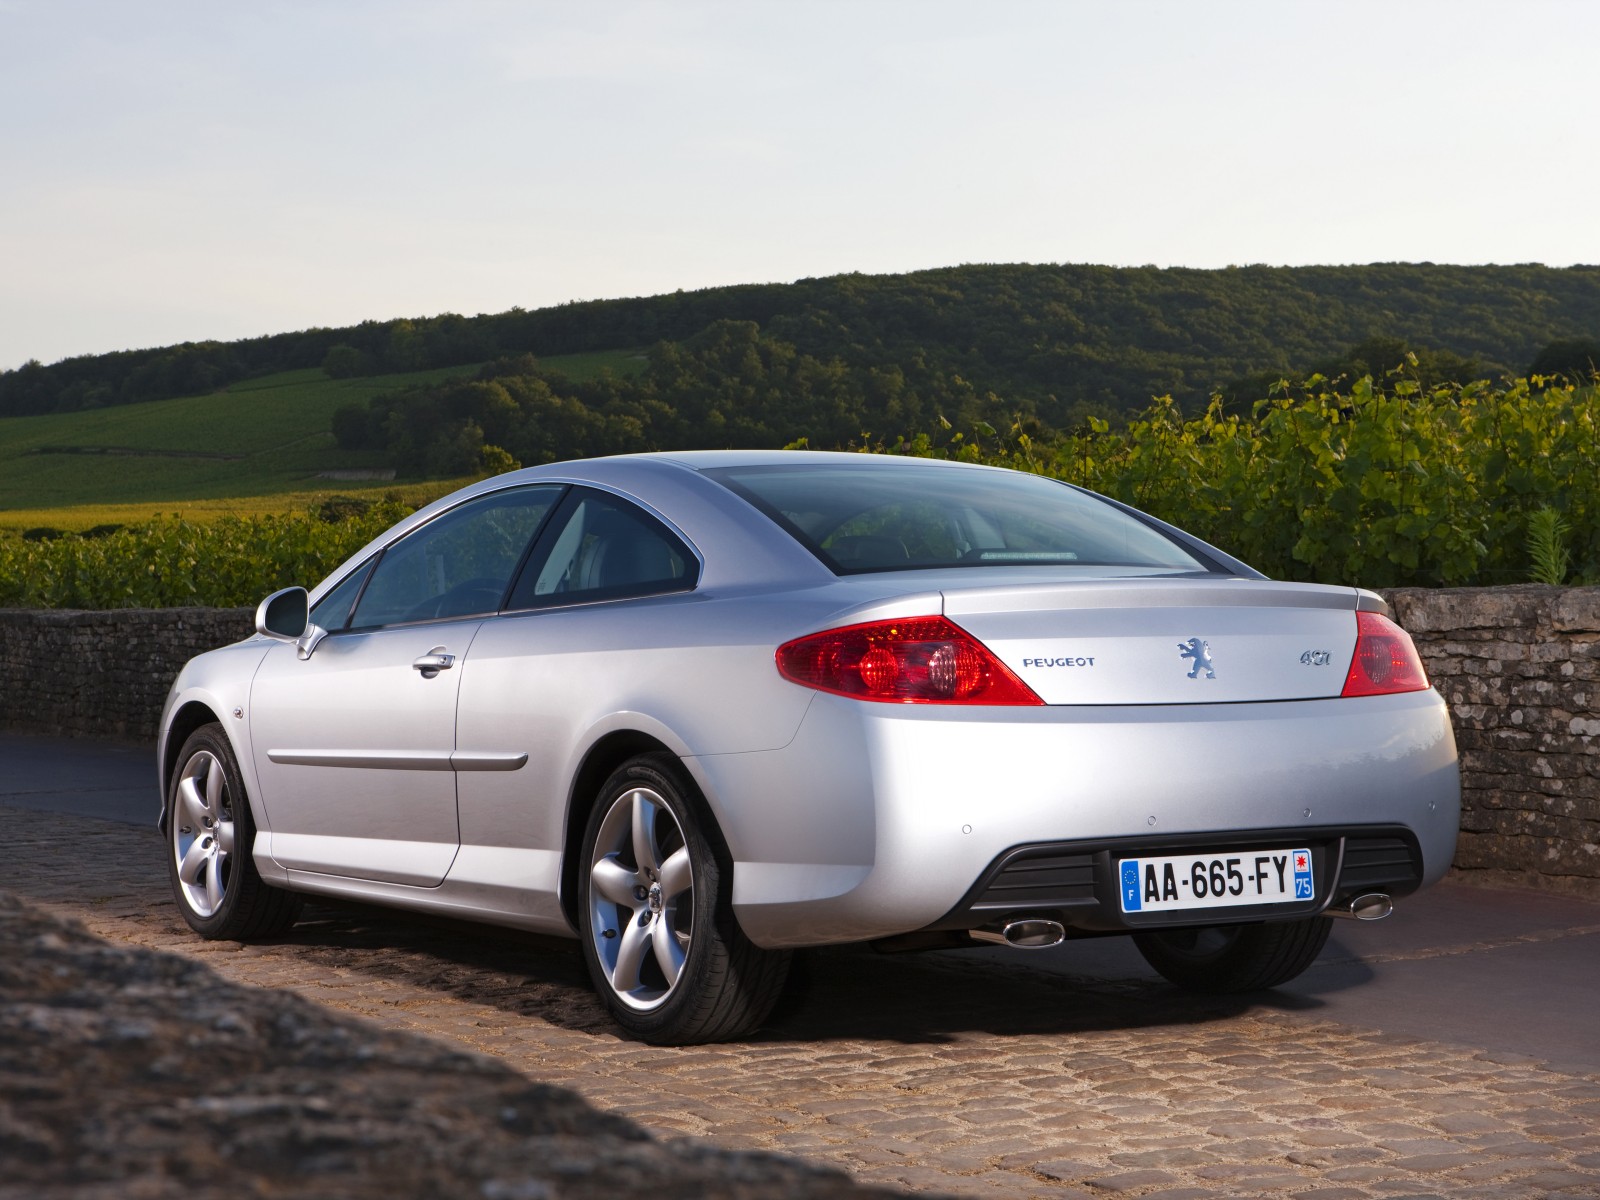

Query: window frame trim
309;554;378;635
499;484;704;614
337;482;571;634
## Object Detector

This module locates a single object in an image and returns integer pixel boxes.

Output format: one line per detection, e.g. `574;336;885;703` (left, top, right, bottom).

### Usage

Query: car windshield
703;461;1207;575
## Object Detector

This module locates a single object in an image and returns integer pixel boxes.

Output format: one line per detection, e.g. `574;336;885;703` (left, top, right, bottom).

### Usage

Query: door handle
412;648;456;678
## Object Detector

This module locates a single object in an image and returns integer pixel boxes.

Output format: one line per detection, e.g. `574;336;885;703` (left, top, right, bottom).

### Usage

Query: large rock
0;891;906;1200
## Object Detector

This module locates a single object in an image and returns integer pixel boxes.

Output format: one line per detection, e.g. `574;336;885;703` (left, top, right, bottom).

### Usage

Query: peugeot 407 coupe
159;451;1460;1043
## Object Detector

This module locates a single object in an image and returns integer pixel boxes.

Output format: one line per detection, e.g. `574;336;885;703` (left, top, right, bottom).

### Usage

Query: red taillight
777;616;1044;705
1341;611;1430;697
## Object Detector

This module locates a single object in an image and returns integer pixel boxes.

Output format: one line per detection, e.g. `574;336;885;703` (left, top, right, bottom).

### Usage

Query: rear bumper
697;688;1460;949
923;824;1424;935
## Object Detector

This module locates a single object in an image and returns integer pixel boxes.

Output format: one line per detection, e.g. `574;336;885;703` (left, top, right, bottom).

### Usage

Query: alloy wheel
586;786;695;1011
172;750;236;918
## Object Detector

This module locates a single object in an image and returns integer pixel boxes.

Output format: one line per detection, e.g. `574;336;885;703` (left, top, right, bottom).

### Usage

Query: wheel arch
560;730;673;927
557;728;734;931
159;640;274;834
160;700;225;832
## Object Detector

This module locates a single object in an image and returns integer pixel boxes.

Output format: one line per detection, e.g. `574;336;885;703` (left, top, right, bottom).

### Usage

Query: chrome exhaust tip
1330;893;1393;921
971;918;1066;948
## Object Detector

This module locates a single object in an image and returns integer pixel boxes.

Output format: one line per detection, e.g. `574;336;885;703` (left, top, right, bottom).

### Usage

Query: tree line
329;321;1036;476
5;263;1600;422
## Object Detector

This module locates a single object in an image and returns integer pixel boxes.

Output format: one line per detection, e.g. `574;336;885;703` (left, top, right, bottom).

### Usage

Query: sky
3;0;1598;370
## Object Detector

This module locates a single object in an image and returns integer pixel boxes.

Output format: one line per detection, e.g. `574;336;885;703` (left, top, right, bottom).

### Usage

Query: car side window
309;557;374;632
348;485;564;629
506;488;697;610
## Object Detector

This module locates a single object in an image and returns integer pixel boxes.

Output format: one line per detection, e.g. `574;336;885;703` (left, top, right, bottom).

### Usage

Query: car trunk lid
942;578;1361;704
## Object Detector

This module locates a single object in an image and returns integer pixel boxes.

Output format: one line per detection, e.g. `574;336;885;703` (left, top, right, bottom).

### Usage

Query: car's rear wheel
167;723;301;939
1133;916;1332;993
578;754;790;1044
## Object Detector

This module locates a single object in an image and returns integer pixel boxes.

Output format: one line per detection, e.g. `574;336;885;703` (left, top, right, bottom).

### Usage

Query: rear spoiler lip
1355;588;1391;616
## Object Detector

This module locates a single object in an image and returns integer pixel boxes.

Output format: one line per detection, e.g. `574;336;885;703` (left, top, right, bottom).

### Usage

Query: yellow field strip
0;479;473;533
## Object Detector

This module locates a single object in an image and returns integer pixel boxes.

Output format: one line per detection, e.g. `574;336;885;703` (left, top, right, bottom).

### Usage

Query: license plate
1119;848;1313;913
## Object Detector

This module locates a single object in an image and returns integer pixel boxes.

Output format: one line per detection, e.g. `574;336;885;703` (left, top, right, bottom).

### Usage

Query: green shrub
0;499;414;609
1527;507;1572;585
3;376;1593;606
898;376;1597;590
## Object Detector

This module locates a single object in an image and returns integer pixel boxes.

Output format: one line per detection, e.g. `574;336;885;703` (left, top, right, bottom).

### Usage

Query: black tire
1133;916;1332;993
166;723;301;940
577;753;790;1044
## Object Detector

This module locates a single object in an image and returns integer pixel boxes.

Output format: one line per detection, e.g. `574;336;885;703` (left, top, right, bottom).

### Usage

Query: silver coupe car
159;451;1460;1043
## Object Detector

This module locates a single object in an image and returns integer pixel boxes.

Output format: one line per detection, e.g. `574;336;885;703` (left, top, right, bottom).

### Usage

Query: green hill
5;264;1599;427
0;351;645;515
5;263;1600;518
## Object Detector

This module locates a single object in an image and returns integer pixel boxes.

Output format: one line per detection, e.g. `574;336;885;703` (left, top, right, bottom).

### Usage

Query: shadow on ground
6;805;1335;1048
268;896;1282;1046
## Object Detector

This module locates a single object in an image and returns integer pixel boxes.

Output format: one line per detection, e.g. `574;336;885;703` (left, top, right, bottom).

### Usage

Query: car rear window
703;462;1206;574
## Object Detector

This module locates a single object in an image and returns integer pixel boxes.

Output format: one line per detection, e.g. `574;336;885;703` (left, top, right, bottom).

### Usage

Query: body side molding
266;749;527;772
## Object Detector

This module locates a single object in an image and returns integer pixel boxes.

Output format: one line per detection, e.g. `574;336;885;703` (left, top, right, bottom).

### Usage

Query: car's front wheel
167;723;301;940
578;754;790;1044
1133;916;1332;993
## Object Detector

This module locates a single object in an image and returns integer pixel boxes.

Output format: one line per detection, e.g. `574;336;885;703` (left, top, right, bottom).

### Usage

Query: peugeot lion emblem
1178;637;1215;679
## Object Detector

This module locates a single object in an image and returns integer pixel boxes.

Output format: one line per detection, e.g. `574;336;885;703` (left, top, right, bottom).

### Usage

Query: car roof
298;448;1282;622
647;449;1009;472
304;452;857;605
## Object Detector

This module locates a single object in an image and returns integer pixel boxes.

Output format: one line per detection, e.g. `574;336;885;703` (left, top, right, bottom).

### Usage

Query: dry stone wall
0;607;253;741
0;589;1595;890
1380;585;1600;894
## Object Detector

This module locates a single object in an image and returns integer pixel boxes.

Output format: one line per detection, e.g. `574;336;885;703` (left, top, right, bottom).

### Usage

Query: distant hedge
925;375;1597;589
1;376;1592;608
0;500;412;609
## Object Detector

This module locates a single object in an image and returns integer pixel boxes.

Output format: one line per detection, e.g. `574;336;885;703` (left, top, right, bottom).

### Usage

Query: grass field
0;349;646;528
0;482;472;534
529;348;648;383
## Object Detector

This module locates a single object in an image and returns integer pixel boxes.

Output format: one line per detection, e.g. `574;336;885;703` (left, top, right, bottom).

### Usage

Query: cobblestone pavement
5;805;1598;1199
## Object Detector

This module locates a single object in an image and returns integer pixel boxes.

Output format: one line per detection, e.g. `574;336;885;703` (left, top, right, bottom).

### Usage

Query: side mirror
256;587;309;640
256;586;330;660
